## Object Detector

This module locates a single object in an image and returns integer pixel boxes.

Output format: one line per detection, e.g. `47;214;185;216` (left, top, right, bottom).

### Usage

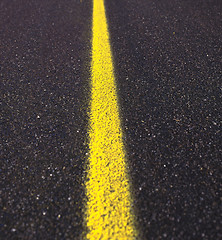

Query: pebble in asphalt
1;0;221;239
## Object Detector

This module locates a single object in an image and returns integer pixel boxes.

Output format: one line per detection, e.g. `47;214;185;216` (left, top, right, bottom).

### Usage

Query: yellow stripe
85;0;137;239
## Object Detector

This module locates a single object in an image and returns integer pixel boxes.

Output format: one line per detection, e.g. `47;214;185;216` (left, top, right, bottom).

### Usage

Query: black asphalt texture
1;0;221;239
1;0;91;239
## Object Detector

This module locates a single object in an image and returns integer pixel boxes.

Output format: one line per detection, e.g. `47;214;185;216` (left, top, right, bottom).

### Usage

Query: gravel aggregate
106;0;221;239
1;0;221;239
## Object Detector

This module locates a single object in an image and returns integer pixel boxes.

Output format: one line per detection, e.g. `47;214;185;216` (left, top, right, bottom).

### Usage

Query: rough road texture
1;0;91;239
1;0;221;239
106;0;221;239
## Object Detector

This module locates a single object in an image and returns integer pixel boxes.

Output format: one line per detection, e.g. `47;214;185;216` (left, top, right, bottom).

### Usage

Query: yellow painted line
84;0;137;239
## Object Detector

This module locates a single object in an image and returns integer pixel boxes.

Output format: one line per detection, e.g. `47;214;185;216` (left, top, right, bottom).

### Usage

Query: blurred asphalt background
1;0;221;239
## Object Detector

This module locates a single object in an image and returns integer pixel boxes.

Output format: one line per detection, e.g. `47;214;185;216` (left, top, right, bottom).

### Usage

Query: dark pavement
1;0;91;239
106;0;221;239
1;0;221;239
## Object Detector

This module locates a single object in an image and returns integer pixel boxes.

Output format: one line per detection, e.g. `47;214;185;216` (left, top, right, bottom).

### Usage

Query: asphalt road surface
1;0;221;239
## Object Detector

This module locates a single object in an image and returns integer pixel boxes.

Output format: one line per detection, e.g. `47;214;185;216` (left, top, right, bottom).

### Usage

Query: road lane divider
84;0;137;239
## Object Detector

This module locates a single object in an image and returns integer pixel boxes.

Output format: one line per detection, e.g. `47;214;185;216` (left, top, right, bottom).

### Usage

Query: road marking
85;0;137;239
